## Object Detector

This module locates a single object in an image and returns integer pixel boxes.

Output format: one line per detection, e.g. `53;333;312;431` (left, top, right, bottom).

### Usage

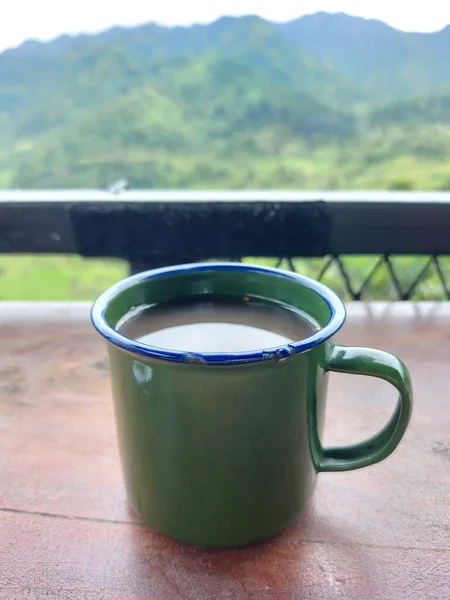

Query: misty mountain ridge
0;11;449;190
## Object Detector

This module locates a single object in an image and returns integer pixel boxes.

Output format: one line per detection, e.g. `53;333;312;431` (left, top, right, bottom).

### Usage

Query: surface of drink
117;295;318;353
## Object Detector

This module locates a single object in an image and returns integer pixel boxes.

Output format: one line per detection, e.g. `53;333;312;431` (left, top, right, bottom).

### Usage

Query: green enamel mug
91;262;412;547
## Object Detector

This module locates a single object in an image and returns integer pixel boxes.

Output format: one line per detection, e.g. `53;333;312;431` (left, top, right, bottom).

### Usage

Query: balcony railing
2;190;450;300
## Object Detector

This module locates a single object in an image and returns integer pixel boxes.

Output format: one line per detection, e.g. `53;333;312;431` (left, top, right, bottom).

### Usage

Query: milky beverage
117;295;318;353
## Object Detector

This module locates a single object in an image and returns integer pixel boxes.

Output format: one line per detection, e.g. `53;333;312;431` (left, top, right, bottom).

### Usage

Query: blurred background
1;1;450;299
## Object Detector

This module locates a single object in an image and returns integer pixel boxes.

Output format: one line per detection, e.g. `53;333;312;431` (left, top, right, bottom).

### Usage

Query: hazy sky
2;1;450;53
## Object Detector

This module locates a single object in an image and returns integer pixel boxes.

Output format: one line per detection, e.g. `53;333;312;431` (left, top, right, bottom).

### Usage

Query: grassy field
0;254;448;301
0;255;128;300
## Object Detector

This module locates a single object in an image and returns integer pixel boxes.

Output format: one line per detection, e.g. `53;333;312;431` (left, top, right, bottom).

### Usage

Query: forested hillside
1;12;449;190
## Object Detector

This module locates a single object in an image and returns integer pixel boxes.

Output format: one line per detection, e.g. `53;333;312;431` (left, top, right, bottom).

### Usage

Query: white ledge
1;301;450;324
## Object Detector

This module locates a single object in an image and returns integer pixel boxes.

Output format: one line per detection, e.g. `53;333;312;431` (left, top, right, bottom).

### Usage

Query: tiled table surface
0;302;449;600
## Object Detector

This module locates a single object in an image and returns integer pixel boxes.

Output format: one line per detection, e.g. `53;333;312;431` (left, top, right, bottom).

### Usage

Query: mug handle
311;344;413;472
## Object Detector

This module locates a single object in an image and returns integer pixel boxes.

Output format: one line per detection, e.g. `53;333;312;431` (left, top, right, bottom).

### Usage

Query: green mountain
279;12;450;98
370;94;450;127
1;12;450;190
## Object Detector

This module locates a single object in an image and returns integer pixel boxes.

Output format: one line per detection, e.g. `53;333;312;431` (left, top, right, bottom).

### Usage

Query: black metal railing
1;190;450;300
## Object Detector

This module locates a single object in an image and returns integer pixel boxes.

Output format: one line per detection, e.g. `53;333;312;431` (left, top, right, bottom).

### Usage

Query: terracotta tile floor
0;303;449;599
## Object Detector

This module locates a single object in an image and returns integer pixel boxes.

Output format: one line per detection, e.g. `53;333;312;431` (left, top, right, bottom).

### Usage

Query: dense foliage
1;12;450;191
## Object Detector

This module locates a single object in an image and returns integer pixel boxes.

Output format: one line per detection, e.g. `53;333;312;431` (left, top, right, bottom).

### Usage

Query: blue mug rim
91;262;346;365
